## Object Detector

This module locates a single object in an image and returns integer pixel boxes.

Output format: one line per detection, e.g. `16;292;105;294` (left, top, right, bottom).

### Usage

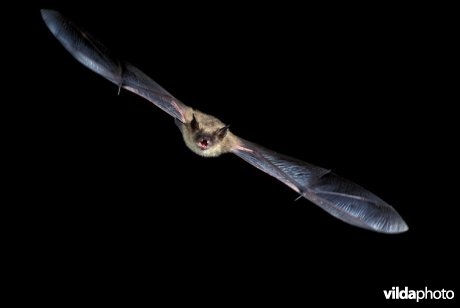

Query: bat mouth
198;138;210;150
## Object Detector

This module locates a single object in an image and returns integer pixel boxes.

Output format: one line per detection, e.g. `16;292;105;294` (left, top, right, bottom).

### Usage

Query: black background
9;1;458;305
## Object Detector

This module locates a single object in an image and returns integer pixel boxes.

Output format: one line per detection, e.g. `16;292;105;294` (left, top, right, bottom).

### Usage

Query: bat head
190;114;229;151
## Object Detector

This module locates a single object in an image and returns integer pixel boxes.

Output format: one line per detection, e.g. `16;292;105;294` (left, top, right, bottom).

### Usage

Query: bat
41;9;408;233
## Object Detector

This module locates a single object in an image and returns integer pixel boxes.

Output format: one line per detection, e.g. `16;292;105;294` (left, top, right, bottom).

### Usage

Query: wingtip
394;220;409;233
40;9;53;18
378;218;409;234
40;9;60;24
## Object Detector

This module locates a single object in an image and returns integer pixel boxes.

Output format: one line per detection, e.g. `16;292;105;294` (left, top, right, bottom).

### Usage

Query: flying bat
41;9;408;233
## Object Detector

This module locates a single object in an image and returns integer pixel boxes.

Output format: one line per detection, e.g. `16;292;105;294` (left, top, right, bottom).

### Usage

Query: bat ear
191;114;200;131
216;124;230;139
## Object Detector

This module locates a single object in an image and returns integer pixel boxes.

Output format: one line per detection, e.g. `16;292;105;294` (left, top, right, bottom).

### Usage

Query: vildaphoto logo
384;286;455;302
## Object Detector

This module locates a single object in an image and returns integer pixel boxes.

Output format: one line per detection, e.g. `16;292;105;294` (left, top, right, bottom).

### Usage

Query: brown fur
177;108;239;157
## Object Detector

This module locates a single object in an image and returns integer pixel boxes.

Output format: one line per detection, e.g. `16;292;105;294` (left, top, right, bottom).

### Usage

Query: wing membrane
41;9;188;121
234;139;408;233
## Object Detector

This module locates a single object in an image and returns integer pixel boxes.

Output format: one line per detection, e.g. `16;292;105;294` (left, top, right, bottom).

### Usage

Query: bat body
41;9;409;233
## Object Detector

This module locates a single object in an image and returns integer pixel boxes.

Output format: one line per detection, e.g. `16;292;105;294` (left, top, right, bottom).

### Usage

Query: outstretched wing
41;9;188;122
233;138;408;234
